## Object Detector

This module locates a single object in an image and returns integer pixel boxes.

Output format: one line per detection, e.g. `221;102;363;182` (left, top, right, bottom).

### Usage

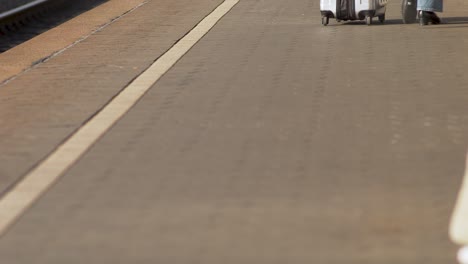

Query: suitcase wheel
378;14;385;24
322;16;329;26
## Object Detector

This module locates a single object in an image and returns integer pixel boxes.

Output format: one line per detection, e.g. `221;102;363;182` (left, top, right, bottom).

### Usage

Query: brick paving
0;0;468;263
0;0;223;194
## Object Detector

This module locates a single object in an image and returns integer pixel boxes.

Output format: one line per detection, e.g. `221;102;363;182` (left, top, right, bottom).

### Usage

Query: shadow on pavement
418;17;468;29
329;19;405;26
330;17;468;27
442;16;468;24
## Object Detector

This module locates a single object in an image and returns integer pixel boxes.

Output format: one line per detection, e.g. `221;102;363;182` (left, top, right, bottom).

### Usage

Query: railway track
0;0;107;53
0;0;51;21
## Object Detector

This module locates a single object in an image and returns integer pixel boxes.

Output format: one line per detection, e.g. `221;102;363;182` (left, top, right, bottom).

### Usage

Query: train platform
0;0;468;262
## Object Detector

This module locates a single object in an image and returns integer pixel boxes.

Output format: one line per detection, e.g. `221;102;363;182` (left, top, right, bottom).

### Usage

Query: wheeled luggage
320;0;388;26
401;0;418;23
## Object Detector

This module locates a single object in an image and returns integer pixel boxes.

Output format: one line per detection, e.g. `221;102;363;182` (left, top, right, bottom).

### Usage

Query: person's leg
417;0;443;12
418;0;443;25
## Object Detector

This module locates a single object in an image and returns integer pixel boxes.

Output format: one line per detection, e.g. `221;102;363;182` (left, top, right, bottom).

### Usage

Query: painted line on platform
450;153;468;246
0;0;239;236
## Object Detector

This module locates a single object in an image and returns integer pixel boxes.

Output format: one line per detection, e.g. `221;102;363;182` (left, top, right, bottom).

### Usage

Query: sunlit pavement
0;0;468;263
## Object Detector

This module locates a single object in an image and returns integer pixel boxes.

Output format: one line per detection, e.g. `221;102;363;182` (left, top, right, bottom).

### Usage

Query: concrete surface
0;0;468;263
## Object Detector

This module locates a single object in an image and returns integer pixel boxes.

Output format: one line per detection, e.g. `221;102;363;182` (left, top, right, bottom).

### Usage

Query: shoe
419;11;441;25
427;11;441;24
419;11;428;25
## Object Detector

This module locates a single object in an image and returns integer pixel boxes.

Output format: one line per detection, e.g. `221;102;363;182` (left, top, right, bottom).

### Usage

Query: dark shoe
419;11;429;25
427;11;441;24
419;11;441;25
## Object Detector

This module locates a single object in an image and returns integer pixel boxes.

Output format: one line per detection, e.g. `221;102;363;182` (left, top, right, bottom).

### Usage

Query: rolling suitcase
401;0;418;24
320;0;388;26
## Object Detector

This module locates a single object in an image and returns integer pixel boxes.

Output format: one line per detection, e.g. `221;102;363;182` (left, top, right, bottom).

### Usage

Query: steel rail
0;0;50;21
